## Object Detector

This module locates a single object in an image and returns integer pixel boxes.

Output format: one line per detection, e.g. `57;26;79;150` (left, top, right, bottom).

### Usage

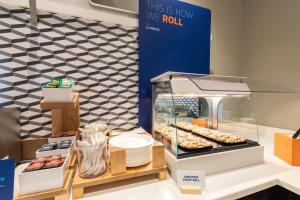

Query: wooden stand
40;93;80;135
69;149;78;170
14;169;74;200
15;94;79;199
72;142;167;199
110;147;126;175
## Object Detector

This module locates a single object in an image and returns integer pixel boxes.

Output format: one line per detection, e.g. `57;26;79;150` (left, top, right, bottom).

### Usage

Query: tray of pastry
154;124;213;150
173;122;247;144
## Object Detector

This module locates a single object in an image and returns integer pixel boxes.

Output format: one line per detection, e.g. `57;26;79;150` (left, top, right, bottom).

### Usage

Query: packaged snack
44;159;64;169
50;155;62;160
57;158;65;165
62;140;72;144
24;162;45;172
42;143;57;149
42;83;57;88
43;78;74;89
51;79;60;86
39;145;54;152
61;78;73;85
45;155;62;162
57;143;70;149
58;78;73;88
31;157;47;163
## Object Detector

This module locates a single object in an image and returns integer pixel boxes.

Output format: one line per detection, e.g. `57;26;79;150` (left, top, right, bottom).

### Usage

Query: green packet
42;83;58;88
59;78;74;88
42;78;74;88
50;79;60;86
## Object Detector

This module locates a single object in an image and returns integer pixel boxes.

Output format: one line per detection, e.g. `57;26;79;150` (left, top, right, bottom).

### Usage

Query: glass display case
152;72;262;159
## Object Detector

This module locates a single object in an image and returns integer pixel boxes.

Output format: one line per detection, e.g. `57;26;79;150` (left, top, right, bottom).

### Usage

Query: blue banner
139;0;211;131
0;159;15;200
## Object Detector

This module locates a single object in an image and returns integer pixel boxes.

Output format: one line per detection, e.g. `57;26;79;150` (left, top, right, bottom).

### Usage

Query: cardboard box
18;155;69;195
274;133;300;166
42;86;74;102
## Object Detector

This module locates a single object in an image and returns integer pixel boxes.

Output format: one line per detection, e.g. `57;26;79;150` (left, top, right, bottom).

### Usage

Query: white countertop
80;126;300;200
14;126;300;200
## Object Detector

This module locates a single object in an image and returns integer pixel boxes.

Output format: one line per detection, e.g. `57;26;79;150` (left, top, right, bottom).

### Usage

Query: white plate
109;134;154;167
109;134;153;149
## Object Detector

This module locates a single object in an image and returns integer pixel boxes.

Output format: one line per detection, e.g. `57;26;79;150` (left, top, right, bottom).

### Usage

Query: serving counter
14;126;300;200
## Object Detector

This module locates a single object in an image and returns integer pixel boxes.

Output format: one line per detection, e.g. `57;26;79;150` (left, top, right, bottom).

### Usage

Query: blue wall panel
139;0;211;131
0;159;14;200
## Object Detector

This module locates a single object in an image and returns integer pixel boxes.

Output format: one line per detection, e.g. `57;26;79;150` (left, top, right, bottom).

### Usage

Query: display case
152;72;262;159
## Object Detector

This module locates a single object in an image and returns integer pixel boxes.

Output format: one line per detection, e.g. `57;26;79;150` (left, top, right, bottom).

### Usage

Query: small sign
0;159;15;200
177;170;205;189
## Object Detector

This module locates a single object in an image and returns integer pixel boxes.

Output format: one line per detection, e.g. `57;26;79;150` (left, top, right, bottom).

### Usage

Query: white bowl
109;134;154;167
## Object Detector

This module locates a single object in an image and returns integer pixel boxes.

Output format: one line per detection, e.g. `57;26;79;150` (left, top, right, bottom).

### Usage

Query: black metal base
176;139;259;159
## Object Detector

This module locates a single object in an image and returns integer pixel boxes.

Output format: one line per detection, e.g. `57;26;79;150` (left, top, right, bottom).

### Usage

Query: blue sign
139;0;211;131
0;159;15;200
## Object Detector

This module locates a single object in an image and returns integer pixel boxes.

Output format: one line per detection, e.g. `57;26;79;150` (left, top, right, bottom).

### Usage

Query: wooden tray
69;150;78;170
14;169;74;200
72;143;167;199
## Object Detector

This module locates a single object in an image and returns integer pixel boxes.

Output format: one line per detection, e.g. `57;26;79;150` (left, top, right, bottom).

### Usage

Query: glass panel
172;96;212;158
217;95;259;143
152;80;178;157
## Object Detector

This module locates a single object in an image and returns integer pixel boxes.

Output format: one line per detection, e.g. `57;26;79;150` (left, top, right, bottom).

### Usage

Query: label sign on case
177;170;205;194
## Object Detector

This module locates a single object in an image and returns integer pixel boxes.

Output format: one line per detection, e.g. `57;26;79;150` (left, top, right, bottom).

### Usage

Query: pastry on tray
175;122;247;144
177;134;212;149
154;124;212;149
175;121;196;131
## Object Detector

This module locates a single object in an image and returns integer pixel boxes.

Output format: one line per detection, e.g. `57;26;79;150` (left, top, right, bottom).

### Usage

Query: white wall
241;0;300;130
179;0;300;130
183;0;244;76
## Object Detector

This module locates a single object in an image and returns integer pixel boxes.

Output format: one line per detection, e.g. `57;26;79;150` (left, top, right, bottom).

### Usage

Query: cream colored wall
186;0;300;130
241;0;300;130
182;0;244;76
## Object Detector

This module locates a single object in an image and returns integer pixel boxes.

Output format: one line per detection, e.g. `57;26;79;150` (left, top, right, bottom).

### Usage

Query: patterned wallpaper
0;3;139;137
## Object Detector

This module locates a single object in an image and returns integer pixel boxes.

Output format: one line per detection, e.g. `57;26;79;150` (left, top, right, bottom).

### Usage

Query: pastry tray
153;131;259;159
172;124;247;145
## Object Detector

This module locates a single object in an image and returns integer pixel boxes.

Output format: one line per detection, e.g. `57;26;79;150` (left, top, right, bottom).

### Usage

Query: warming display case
152;72;260;159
